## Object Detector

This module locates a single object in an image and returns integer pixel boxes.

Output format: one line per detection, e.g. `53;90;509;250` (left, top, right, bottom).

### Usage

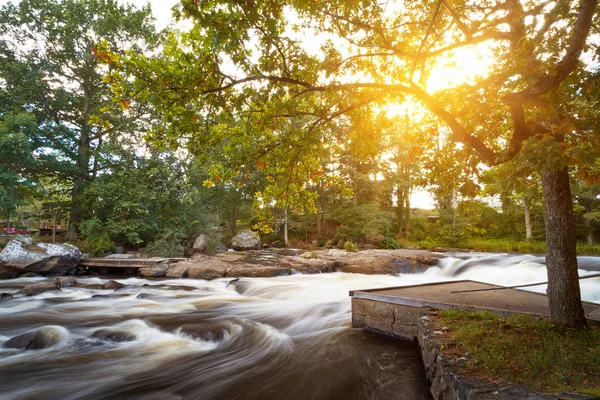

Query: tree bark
66;83;92;242
586;218;594;245
52;213;56;244
283;207;289;247
228;208;237;238
524;198;533;241
316;207;321;237
541;167;587;328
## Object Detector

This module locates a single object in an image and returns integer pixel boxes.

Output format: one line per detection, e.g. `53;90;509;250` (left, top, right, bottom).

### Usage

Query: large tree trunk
524;198;533;241
65;173;85;241
541;167;587;328
228;208;237;239
66;84;92;242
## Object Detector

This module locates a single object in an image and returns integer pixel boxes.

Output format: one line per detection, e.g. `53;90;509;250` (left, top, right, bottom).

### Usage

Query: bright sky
125;0;179;30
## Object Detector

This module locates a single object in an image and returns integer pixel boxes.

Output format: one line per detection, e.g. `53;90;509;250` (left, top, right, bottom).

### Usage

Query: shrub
343;240;358;252
408;216;432;241
378;236;403;249
80;218;114;256
143;229;185;258
333;202;391;243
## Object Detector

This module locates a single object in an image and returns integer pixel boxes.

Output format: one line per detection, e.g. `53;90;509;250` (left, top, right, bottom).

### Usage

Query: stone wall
352;297;595;400
352;297;429;340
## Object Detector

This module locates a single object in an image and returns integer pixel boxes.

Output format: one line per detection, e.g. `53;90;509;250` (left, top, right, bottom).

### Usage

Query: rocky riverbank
0;237;441;285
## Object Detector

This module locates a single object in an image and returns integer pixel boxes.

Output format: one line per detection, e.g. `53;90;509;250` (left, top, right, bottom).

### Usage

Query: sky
126;0;179;30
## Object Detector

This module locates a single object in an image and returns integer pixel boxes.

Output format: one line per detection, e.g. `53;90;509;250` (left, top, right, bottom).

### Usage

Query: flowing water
1;253;599;400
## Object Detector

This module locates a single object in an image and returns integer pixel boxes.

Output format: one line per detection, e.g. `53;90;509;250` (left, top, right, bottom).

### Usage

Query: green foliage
408;216;434;242
143;229;185;258
378;236;403;249
0;0;158;238
332;202;391;243
81;149;188;247
80;218;114;256
343;241;357;252
437;310;600;393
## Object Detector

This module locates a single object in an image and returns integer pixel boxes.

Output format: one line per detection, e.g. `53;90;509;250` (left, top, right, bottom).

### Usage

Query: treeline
1;0;599;258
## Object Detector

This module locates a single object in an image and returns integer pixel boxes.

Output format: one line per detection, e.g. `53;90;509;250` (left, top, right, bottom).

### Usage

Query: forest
1;0;599;257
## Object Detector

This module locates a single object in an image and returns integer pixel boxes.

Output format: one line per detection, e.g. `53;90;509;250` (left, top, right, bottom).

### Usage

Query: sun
424;43;495;93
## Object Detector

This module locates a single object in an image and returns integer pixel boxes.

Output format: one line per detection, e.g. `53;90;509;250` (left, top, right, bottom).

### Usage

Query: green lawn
436;310;600;395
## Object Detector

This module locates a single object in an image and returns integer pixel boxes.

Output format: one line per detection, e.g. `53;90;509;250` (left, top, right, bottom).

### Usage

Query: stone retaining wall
351;297;595;400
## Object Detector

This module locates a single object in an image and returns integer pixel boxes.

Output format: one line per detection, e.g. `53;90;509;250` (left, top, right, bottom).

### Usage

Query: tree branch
509;0;599;104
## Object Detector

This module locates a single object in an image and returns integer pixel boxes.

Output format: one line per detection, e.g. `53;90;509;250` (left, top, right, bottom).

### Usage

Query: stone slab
350;280;600;325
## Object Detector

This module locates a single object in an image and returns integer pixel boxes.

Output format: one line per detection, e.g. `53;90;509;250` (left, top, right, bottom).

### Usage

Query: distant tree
0;0;157;241
0;113;41;237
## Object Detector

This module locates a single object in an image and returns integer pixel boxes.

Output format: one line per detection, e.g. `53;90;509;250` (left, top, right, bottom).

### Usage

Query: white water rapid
0;253;599;400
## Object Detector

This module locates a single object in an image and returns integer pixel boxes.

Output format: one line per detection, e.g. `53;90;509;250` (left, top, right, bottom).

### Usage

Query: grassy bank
409;238;600;255
436;310;600;395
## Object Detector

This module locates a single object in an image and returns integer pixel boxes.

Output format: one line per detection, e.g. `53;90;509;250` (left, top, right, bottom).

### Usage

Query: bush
333;202;391;243
378;236;403;249
408;216;433;241
143;229;185;258
343;240;357;252
80;218;114;256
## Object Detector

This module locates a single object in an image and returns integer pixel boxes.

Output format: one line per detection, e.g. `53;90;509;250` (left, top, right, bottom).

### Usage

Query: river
1;253;599;400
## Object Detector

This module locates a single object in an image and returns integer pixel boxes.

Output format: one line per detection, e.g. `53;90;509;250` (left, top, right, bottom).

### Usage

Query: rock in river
90;329;136;342
0;239;82;274
102;280;126;290
3;327;65;350
21;281;61;296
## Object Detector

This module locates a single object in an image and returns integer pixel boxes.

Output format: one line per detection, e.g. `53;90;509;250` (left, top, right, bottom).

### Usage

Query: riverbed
1;253;599;400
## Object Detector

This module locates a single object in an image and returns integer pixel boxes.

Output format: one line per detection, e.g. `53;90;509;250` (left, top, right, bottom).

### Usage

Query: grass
436;310;600;394
409;238;600;255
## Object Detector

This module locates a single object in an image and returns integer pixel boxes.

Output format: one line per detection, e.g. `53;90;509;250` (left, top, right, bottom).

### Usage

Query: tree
0;113;41;237
110;0;599;327
0;0;157;241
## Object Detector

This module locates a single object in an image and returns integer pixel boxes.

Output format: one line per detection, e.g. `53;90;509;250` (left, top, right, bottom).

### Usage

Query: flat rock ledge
162;248;440;280
418;315;595;400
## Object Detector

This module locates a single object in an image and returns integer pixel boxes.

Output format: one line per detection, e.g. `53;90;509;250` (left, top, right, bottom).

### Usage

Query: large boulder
0;239;82;274
192;234;208;254
231;229;261;251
